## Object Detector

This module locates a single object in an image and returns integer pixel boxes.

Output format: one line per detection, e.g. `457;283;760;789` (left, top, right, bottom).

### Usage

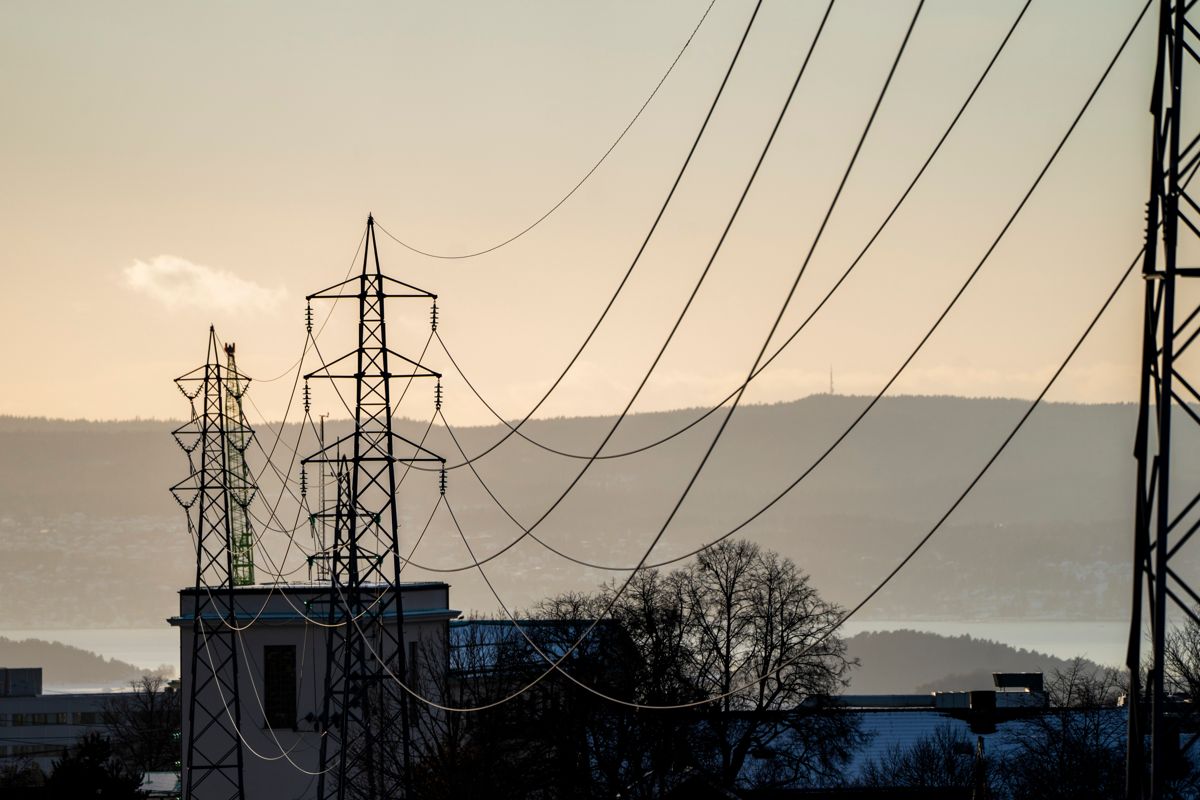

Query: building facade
171;581;458;799
0;667;134;773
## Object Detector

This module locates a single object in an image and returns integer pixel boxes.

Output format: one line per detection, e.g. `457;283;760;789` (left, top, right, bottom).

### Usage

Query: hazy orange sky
0;0;1177;427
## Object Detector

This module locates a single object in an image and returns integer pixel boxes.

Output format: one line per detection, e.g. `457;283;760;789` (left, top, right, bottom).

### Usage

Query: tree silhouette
45;732;144;800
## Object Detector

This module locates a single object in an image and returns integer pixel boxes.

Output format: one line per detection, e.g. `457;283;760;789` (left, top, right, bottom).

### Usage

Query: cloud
123;255;286;313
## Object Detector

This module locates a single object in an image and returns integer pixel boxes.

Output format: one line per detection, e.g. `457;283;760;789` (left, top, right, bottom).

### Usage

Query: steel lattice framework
1128;1;1200;796
304;216;444;800
223;343;257;587
171;327;254;800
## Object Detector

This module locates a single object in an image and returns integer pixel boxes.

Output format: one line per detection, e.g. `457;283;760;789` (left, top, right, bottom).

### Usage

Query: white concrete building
171;582;457;799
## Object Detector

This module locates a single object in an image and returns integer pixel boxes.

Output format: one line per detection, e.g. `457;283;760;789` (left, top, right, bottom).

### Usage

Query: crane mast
223;343;256;587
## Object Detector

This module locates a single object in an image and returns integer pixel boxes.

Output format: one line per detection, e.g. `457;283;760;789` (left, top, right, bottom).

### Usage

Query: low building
170;581;458;800
0;667;134;773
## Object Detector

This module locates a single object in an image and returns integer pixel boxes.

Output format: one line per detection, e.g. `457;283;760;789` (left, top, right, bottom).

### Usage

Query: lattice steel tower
171;327;257;800
1127;1;1200;796
304;216;444;800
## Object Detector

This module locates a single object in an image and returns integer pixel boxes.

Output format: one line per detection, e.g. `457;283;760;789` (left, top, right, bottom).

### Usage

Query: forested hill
0;637;155;686
844;630;1103;694
1;395;1190;628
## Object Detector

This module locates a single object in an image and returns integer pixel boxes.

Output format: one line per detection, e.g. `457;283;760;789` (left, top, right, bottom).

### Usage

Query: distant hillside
0;637;156;686
1;395;1187;627
845;629;1101;694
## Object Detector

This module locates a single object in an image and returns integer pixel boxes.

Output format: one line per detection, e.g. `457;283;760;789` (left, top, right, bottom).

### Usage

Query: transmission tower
304;215;444;800
170;327;256;800
1127;2;1200;796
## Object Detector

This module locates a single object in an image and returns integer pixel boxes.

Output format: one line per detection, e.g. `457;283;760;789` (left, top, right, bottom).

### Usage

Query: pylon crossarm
301;431;444;465
306;273;436;301
305;347;441;381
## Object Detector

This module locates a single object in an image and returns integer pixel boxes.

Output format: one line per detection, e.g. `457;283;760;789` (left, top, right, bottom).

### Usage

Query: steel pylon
171;327;255;800
1127;1;1200;796
304;216;444;800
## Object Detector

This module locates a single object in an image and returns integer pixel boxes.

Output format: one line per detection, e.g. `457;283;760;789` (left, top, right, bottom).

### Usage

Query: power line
349;0;926;713
372;0;716;260
186;473;445;632
419;0;1033;472
400;0;1141;576
176;0;1145;726
373;0;1153;714
384;0;766;475
387;0;838;596
437;0;928;701
252;227;366;384
436;244;1145;712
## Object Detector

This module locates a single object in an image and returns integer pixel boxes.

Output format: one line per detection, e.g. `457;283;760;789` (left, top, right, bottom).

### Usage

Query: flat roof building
170;581;458;800
0;667;137;774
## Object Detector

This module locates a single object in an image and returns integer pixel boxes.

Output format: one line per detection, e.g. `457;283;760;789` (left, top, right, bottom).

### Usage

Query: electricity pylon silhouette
1127;2;1200;796
171;327;256;800
304;216;444;800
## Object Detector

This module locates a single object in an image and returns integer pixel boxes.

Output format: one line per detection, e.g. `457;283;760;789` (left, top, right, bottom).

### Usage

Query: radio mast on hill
304;215;444;800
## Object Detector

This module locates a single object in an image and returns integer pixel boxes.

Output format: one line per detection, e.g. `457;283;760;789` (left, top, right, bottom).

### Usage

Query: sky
0;0;1179;427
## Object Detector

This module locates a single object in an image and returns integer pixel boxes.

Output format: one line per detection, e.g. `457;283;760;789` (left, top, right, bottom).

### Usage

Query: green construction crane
224;343;256;586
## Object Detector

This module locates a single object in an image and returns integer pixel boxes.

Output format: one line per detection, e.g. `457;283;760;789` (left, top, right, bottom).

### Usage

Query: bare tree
539;540;858;794
993;659;1125;800
408;619;558;800
100;675;180;779
408;541;856;797
676;541;858;790
860;723;985;791
1164;615;1200;702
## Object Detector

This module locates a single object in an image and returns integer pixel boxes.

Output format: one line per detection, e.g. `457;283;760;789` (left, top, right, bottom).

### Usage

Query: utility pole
170;327;252;800
1127;2;1200;796
304;216;444;800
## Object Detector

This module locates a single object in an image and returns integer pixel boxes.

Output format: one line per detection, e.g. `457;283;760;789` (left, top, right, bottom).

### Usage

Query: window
73;711;101;725
11;714;25;727
53;712;68;725
263;645;296;729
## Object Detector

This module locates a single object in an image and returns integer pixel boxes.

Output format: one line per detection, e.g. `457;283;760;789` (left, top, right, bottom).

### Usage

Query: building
0;667;135;774
170;581;458;799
